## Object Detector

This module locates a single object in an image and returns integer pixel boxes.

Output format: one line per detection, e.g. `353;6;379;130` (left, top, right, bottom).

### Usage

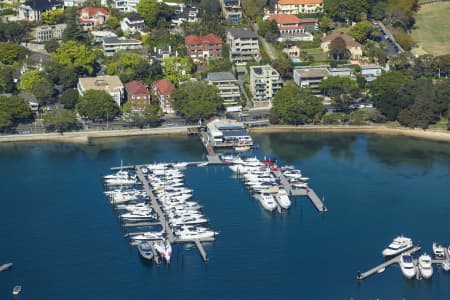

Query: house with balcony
226;28;260;66
268;14;316;42
185;34;222;62
120;13;148;35
172;5;199;26
102;37;143;56
77;75;124;106
112;0;140;12
207;72;241;107
293;67;329;93
220;0;242;24
33;24;66;42
276;0;323;14
249;65;282;107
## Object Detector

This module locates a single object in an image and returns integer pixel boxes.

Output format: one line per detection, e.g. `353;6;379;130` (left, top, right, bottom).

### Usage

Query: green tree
51;41;97;75
77;90;120;121
329;37;350;60
44;61;77;88
60;89;80;109
0;22;31;43
272;86;324;124
0;42;25;65
32;78;55;105
172;81;221;122
324;0;369;22
370;71;412;120
319;16;335;33
162;56;194;83
320;76;360;110
349;20;375;43
257;20;280;43
43;109;79;133
44;40;60;53
435;54;450;77
106;52;162;82
17;70;42;92
0;64;14;93
41;9;65;25
62;8;82;42
123;100;163;128
0;95;33;131
272;58;293;80
137;0;174;27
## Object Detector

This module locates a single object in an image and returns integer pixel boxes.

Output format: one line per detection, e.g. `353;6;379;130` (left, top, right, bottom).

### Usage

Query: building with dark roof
226;28;260;66
207;72;240;106
120;13;147;35
220;0;242;24
18;0;63;22
185;34;222;61
249;65;282;106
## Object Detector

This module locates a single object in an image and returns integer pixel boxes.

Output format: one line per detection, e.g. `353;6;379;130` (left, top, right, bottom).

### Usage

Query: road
372;20;403;57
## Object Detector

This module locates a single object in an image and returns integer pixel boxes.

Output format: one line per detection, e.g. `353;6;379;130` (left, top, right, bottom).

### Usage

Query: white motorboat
432;242;446;259
105;178;137;186
137;242;154;261
154;240;172;263
418;253;433;279
256;192;277;212
197;162;208;167
399;253;416;279
172;162;189;169
382;236;413;257
442;260;450;272
176;230;217;241
120;212;156;221
12;285;22;296
170;216;208;226
234;145;251;152
104;170;133;180
275;189;292;209
131;231;164;240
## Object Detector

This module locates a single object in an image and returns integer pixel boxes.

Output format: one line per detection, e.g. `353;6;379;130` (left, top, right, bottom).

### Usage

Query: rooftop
152;79;175;95
185;34;222;45
22;0;62;10
278;0;323;5
268;14;301;24
125;80;149;96
79;75;124;93
102;37;142;45
320;33;361;48
77;6;109;17
294;67;329;78
207;72;236;82
227;28;258;39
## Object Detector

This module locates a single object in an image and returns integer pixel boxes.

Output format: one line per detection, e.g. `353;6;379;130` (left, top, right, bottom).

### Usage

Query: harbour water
0;133;449;299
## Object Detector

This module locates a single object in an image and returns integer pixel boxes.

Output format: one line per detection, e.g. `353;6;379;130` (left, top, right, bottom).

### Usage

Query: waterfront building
152;79;175;114
185;34;222;62
276;0;323;14
226;28;260;66
125;80;151;103
207;72;241;107
77;75;124;106
220;0;242;24
249;65;282;106
293;67;329;93
206;118;253;148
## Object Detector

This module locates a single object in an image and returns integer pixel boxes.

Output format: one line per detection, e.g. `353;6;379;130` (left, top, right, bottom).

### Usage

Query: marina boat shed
206;119;253;148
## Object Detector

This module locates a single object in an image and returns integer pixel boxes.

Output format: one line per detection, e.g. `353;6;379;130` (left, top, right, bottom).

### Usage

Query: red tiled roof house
185;34;222;61
77;6;110;31
152;79;175;114
268;14;317;40
320;33;363;59
125;80;151;111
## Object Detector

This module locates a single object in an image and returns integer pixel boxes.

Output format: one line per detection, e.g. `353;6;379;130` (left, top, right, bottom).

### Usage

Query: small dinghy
12;285;22;295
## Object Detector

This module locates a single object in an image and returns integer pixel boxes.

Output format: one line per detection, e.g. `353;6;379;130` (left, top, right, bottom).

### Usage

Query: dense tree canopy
162;56;194;83
370;71;412;120
0;43;26;65
329;37;350;60
172;81;221;122
0;64;14;93
137;0;175;27
77;90;120;121
60;89;80;109
106;53;162;83
257;20;280;43
0;95;33;132
0;22;30;43
349;20;375;43
123;100;163;128
51;41;98;75
320;76;360;110
272;86;324;124
324;0;369;22
43;109;79;133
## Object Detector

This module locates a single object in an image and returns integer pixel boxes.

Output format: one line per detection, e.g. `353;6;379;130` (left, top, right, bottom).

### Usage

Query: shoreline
0;125;449;144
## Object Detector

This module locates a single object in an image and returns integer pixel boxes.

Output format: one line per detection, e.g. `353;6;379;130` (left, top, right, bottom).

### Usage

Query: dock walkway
357;246;422;280
276;171;327;213
135;166;175;242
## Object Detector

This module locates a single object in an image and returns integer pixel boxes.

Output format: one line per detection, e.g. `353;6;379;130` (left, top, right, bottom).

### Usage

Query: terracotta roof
320;33;361;48
125;80;149;97
77;6;110;17
185;33;222;45
152;79;175;95
268;14;301;24
278;0;323;5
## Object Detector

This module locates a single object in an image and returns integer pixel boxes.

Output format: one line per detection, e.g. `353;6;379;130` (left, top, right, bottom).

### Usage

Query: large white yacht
257;192;277;212
418;253;433;279
154;239;172;263
275;189;292;209
432;242;446;259
382;236;413;257
399;253;416;279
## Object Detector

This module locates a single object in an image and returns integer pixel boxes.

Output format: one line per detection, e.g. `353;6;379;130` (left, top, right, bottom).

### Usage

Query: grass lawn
412;2;450;56
302;47;328;62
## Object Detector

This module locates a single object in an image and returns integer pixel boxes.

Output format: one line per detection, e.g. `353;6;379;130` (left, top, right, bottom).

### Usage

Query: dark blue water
1;133;449;299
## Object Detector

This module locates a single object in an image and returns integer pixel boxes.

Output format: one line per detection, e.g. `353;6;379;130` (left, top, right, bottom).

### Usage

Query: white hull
154;240;172;263
382;236;413;257
418;254;433;279
400;254;416;279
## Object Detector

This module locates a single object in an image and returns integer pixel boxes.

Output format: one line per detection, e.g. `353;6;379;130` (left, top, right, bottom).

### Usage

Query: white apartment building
207;72;241;106
33;24;66;42
249;65;282;106
226;28;260;66
77;75;124;106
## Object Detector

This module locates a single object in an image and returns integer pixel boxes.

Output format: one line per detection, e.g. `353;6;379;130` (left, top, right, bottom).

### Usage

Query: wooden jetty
194;239;208;262
276;171;327;213
357;246;422;280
